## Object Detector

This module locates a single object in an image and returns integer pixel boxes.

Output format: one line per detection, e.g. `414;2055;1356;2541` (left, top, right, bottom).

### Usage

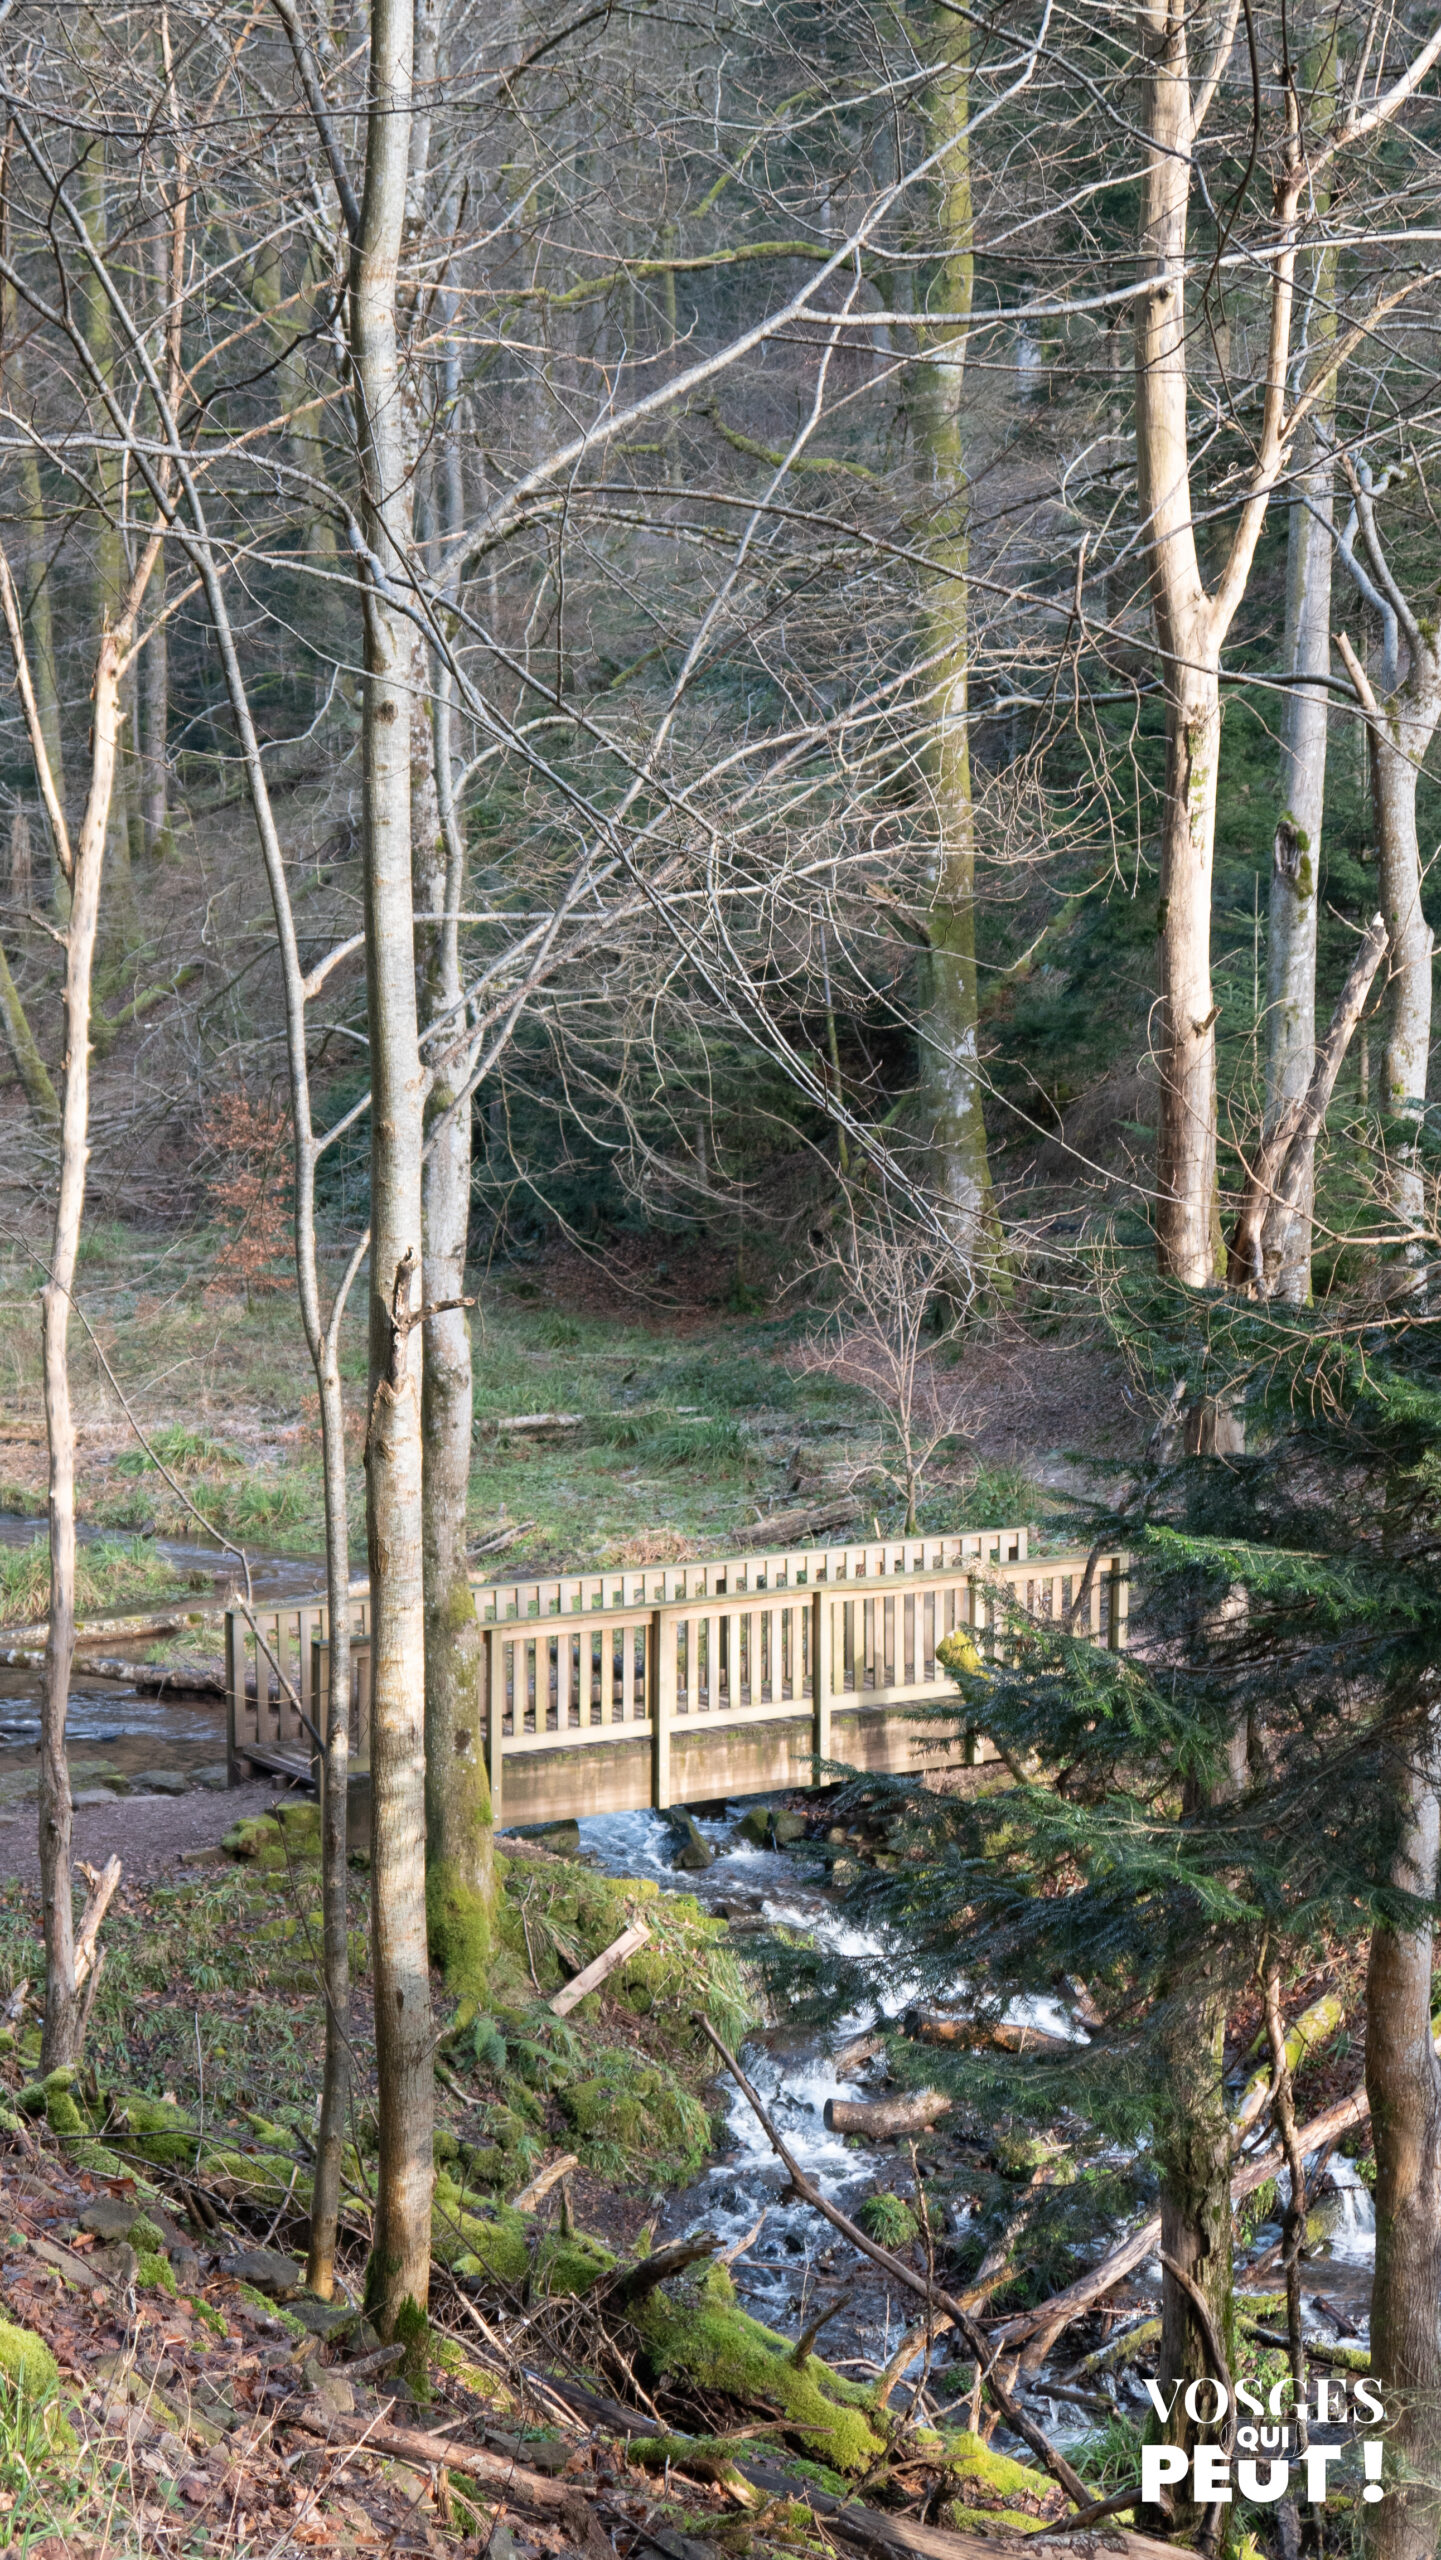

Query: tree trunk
13;389;67;852
1264;433;1332;1300
1372;715;1435;1272
1135;4;1219;1287
352;0;433;2356
914;8;998;1275
140;548;172;858
40;630;124;2071
414;650;494;2001
1365;1712;1441;2560
1155;1994;1236;2540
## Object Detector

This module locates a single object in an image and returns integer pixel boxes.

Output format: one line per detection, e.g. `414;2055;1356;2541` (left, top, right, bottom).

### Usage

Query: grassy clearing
0;1231;1055;1574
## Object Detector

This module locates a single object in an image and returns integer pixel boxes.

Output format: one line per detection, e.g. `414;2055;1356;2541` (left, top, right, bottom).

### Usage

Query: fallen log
991;2076;1372;2353
903;2009;1073;2059
551;1918;650;2018
0;1610;215;1650
282;2401;609;2554
824;2090;950;2136
534;2369;1176;2560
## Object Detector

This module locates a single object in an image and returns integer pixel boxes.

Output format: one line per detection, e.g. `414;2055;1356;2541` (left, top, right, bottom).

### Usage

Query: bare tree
796;1220;975;1532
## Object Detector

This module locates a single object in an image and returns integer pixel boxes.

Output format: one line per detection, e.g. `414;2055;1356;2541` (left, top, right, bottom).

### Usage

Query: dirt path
0;1776;289;1894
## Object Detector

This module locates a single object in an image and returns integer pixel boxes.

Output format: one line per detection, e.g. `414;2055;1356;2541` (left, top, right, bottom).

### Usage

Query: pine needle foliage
763;1279;1441;2293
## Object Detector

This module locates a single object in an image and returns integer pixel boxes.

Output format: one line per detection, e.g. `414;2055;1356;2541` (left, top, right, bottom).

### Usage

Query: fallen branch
599;2231;719;2311
511;2153;580;2213
468;1520;537;1559
992;2076;1371;2351
695;2015;1095;2513
73;1855;121;1992
792;2283;855;2367
282;2401;609;2552
532;2373;1177;2560
551;1918;650;2017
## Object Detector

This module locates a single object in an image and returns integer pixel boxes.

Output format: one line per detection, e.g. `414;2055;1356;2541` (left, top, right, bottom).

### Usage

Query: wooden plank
550;1918;651;2016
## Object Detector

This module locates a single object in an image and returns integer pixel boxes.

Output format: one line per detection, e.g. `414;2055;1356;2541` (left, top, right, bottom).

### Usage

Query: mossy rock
558;2056;711;2182
432;2182;530;2288
135;2250;175;2294
632;2262;886;2473
16;2064;81;2118
0;2319;76;2455
224;1802;321;1869
935;2428;1060;2523
534;2232;615;2297
109;2092;198;2166
458;2144;509;2188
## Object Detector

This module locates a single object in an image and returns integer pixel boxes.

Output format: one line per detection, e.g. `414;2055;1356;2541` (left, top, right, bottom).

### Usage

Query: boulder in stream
735;1806;806;1850
665;1812;715;1871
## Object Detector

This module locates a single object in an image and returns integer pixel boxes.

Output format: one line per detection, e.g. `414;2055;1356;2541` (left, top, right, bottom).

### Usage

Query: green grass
0;1535;177;1627
0;1227;1063;1573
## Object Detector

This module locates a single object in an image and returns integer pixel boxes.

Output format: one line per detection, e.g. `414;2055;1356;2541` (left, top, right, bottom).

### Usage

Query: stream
0;1515;324;1804
578;1800;1376;2451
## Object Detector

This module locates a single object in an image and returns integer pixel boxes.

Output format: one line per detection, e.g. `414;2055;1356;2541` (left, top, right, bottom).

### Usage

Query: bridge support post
651;1608;674;1810
483;1628;502;1828
226;1610;245;1786
812;1590;831;1775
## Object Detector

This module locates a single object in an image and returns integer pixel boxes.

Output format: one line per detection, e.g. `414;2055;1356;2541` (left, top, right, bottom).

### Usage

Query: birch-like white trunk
1366;1711;1441;2560
353;0;434;2346
1263;435;1333;1300
38;633;124;2069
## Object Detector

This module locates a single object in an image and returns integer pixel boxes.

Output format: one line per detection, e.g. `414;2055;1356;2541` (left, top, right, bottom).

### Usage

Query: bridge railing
226;1526;1126;1812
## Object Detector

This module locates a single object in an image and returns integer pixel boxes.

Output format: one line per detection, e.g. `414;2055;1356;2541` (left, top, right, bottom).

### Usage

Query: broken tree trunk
1228;909;1387;1291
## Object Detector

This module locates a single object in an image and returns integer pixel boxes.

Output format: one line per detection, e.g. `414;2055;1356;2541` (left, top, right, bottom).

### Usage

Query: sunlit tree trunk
1366;1709;1441;2560
139;549;172;858
1262;32;1336;1301
1335;620;1440;1286
914;9;998;1272
1264;426;1332;1300
352;0;433;2357
414;648;494;2001
1136;0;1302;1285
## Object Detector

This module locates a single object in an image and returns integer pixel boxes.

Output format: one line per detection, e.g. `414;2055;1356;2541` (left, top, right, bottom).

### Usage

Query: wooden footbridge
225;1526;1127;1825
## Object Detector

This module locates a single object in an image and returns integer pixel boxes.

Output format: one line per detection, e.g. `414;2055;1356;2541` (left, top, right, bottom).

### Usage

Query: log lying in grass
823;2090;951;2136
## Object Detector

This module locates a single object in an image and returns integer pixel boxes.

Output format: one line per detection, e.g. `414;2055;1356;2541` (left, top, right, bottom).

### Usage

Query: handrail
224;1528;1126;1819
